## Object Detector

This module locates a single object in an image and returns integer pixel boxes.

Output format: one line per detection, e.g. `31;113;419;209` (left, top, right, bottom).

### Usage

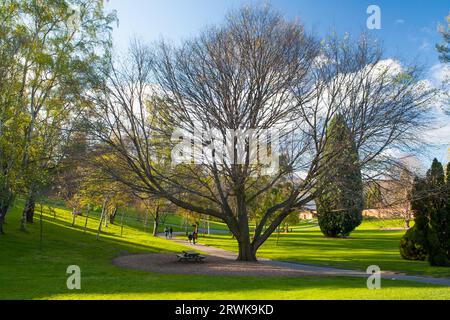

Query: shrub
399;226;427;261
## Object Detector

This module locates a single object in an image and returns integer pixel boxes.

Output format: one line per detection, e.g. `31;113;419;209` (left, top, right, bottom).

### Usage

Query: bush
399;226;427;261
318;208;362;237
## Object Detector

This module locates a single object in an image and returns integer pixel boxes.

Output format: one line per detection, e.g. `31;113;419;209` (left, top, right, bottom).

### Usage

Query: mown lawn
0;202;448;300
198;220;450;278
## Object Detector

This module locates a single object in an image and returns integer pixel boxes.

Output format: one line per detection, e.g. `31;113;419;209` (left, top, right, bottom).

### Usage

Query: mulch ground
112;253;320;277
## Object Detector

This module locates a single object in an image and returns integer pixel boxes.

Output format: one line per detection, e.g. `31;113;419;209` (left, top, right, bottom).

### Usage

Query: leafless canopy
88;6;435;260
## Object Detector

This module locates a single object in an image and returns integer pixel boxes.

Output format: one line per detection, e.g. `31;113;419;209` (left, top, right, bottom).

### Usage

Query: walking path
160;231;450;286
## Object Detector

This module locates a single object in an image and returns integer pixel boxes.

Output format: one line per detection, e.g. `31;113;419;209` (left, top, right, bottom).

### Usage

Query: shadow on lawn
35;273;448;300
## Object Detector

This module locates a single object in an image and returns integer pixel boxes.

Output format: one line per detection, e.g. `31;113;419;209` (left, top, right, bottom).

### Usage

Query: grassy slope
198;220;450;278
0;203;448;300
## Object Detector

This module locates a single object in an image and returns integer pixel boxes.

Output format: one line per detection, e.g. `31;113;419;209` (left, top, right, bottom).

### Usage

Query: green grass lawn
198;220;450;278
0;202;449;300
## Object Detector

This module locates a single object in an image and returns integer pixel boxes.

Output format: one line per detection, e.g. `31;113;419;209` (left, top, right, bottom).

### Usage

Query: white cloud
395;19;405;25
419;39;430;51
429;63;450;86
422;63;450;158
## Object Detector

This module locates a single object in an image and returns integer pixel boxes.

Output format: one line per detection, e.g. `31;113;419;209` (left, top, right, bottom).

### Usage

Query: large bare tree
88;6;434;261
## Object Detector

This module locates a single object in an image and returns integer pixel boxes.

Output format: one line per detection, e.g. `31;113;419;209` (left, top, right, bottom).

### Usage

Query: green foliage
0;0;116;230
436;13;450;63
316;114;363;237
364;183;382;209
400;226;427;261
401;159;450;266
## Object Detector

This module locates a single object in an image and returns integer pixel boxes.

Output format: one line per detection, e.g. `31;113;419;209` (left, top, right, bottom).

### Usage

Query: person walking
164;227;169;239
188;233;193;244
192;231;198;245
169;227;173;239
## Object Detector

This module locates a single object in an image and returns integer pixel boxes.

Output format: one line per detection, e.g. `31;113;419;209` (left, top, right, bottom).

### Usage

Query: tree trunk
0;201;10;234
104;208;109;228
20;192;35;232
152;219;158;236
144;211;148;233
110;206;118;224
84;207;90;234
152;206;160;237
235;190;257;261
71;209;77;226
237;237;257;261
120;211;125;237
97;199;107;240
25;196;35;223
0;207;6;235
1;188;14;234
21;191;35;231
405;218;410;229
39;204;43;250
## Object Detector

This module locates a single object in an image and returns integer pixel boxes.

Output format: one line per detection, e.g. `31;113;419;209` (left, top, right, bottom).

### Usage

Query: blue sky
105;0;449;167
106;0;448;66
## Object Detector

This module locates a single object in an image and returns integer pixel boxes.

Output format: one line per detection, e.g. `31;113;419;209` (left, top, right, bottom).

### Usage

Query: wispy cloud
395;19;405;25
419;39;430;51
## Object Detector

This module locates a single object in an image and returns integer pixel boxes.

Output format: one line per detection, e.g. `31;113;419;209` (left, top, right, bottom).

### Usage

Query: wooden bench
177;251;206;262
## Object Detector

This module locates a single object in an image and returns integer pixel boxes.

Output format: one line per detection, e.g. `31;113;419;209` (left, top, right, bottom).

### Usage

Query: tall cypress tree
426;159;448;266
400;159;450;265
316;114;364;237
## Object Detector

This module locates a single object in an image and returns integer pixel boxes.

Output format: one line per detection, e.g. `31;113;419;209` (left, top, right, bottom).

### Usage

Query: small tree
400;159;450;265
316;114;364;237
400;177;428;260
282;212;300;233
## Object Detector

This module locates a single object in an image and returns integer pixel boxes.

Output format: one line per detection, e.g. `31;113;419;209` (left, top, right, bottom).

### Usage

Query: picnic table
177;250;206;262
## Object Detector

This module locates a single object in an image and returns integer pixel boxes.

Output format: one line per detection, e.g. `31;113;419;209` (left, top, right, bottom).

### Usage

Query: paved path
160;231;450;286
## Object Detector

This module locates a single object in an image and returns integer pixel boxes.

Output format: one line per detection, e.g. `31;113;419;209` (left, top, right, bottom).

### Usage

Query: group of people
164;226;199;245
164;227;173;239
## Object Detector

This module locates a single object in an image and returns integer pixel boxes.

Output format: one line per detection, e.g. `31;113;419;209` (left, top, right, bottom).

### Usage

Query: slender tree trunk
104;207;109;228
71;209;77;226
276;227;280;246
25;195;35;223
152;206;160;237
152;219;158;236
0;197;11;234
120;211;125;237
405;218;410;229
202;216;206;237
110;206;118;224
97;199;107;240
0;205;7;234
84;206;90;234
39;204;43;250
21;190;35;231
144;211;148;233
0;187;14;234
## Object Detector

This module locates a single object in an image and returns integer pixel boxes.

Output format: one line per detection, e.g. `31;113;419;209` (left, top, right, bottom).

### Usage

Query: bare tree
88;6;434;261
